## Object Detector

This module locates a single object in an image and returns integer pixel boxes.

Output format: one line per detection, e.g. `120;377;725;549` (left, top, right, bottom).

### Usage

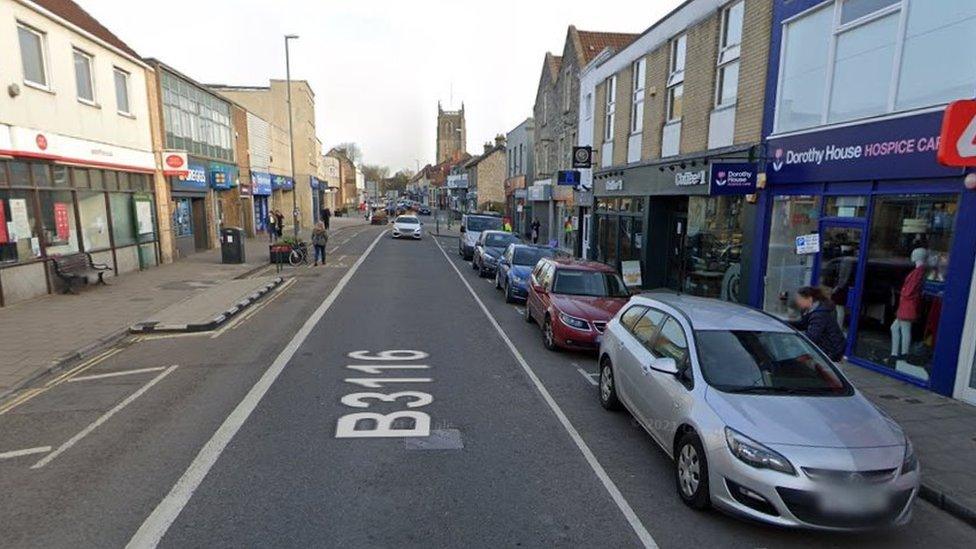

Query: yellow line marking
0;388;47;416
46;347;123;387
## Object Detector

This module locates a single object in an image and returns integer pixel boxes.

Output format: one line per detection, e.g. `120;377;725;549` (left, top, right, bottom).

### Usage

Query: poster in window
0;202;7;244
136;200;154;235
621;260;643;287
54;202;71;241
9;198;30;240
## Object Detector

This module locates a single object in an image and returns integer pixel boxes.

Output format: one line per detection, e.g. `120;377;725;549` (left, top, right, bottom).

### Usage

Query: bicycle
288;241;310;266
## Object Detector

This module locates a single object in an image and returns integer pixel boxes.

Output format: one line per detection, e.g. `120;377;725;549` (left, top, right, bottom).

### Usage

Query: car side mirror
460;226;466;233
650;357;679;376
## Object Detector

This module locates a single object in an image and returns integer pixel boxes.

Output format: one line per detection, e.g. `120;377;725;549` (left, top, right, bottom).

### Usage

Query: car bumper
393;231;422;239
461;244;474;257
507;281;529;300
706;444;919;531
552;321;604;351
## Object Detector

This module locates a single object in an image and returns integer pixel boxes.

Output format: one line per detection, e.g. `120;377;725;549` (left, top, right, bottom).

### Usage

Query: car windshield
466;217;503;232
694;331;852;395
513;247;554;266
485;233;518;247
552;270;629;298
396;217;419;224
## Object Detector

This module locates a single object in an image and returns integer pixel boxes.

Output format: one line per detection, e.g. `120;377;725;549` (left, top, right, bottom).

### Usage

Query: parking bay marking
0;446;52;460
576;367;599;387
68;366;168;383
431;233;659;549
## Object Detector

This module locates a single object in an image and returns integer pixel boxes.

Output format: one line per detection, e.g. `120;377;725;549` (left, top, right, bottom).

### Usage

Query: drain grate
405;429;463;450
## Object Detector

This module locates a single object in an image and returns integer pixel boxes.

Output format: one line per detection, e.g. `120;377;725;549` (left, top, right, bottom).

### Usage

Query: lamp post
284;34;299;238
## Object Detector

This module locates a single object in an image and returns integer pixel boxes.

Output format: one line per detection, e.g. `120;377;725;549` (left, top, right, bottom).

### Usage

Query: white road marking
431;236;659;549
68;366;168;383
514;306;525;315
0;446;51;460
126;230;387;549
576;367;599;387
32;365;179;469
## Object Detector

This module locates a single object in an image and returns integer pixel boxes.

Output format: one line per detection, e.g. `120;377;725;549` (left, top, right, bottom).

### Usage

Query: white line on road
0;446;51;460
67;367;167;383
126;230;387;549
431;236;659;549
32;365;179;470
576;367;599;387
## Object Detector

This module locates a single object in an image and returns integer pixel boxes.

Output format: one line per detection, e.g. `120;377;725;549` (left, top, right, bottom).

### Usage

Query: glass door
814;222;865;336
954;255;976;405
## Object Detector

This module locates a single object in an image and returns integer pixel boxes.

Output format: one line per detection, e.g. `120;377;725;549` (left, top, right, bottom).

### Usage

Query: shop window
38;190;78;255
117;172;130;191
110;193;137;247
78;191;111;250
763;195;820;317
173;198;193;237
684;196;747;302
31;163;52;187
103;171;118;191
52;165;69;188
135;197;157;243
825;195;867;218
89;170;104;190
9;162;31;187
0;189;41;263
0;162;7;187
853;194;958;380
71;168;89;188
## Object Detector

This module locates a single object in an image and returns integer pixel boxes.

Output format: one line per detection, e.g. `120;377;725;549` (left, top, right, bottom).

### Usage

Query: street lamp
284;34;300;238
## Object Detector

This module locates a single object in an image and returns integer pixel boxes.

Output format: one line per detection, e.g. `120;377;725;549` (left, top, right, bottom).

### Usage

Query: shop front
171;159;212;258
209;161;239;234
591;154;758;303
252;172;272;233
0;126;159;305
750;111;976;396
270;174;294;231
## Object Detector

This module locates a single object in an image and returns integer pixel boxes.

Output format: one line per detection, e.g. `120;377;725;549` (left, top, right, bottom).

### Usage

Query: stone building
436;102;466;164
325;147;358;212
532;26;637;252
208;80;319;232
505;118;534;236
464;136;506;213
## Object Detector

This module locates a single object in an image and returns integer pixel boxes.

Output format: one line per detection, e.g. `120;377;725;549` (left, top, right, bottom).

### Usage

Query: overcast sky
78;0;682;171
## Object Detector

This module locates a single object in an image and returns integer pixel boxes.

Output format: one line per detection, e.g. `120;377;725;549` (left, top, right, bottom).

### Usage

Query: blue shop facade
748;0;976;398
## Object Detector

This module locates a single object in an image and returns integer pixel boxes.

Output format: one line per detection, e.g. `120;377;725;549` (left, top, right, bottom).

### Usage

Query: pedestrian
311;221;329;266
530;218;541;244
321;207;331;229
267;211;278;242
274;209;285;239
789;286;847;361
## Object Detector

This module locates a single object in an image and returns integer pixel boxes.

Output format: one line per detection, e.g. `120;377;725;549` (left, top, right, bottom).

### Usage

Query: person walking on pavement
267;211;278;242
311;221;329;266
531;218;541;244
274;209;285;239
321;207;331;229
789;286;847;361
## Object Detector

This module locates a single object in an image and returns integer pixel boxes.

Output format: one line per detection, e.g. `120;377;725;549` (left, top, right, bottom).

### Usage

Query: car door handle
640;364;652;376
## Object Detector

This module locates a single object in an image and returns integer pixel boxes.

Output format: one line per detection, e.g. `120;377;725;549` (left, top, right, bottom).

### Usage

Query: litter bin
220;227;245;264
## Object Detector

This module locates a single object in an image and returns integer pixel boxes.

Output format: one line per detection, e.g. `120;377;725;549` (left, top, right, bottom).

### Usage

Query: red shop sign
938;99;976;167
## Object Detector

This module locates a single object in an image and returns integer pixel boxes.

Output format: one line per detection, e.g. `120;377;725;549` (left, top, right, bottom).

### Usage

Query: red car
524;258;631;351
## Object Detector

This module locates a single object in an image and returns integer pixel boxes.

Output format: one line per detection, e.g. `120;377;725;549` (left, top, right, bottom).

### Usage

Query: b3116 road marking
336;349;433;438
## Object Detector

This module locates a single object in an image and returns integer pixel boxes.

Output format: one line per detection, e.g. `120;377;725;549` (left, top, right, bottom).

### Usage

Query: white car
391;215;423;239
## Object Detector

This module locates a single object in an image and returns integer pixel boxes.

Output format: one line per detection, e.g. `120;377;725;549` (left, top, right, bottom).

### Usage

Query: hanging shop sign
572;146;593;169
710;162;758;195
938;99;976;167
527;184;551;201
172;160;208;192
209;162;237;190
252;172;272;195
767;111;959;184
556;170;581;186
675;170;706;187
161;150;189;177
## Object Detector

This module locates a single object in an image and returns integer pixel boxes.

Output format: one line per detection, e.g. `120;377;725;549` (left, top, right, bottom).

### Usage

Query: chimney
483;142;493;154
494;134;506;148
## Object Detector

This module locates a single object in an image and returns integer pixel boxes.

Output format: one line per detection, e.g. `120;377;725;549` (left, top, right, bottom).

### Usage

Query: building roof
575;29;640;65
32;0;140;59
546;54;563;81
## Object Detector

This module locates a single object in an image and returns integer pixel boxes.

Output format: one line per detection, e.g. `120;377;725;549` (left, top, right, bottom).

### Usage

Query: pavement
0;217;367;401
0;222;973;547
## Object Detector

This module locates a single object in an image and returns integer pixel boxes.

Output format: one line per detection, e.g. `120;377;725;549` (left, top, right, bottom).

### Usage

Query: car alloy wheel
495;271;501;289
599;358;621;410
675;431;711;510
524;303;534;324
504;281;515;303
543;316;558;351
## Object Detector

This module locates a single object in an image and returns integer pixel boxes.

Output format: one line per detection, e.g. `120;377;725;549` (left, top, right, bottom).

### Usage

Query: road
0;221;973;548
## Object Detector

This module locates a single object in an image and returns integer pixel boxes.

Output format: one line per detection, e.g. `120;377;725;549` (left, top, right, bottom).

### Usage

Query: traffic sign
556;170;581;186
937;99;976;167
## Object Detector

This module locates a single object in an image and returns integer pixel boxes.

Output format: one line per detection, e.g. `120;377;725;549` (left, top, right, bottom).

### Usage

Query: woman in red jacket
890;247;928;365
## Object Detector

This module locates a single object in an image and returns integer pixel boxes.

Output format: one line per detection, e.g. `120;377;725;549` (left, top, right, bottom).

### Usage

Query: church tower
436;101;466;163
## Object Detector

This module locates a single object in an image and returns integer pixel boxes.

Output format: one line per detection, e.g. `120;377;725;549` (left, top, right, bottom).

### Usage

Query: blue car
494;244;557;303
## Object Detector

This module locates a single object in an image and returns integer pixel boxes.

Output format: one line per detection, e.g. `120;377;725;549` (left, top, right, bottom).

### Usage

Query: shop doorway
813;222;865;336
955;255;976;405
191;198;208;251
664;211;688;292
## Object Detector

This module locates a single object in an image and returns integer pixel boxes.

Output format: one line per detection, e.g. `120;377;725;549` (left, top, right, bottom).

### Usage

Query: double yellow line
0;347;123;416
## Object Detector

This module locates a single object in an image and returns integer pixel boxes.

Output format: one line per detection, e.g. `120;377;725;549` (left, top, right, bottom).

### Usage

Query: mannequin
890;247;927;365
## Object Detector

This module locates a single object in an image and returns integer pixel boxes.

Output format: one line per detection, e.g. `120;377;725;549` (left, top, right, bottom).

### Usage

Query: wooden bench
51;253;111;294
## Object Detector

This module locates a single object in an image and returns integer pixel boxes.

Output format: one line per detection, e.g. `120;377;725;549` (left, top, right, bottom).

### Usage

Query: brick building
579;0;772;304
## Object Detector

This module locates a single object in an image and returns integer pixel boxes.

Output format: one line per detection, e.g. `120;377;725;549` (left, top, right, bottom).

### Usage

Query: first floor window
73;49;95;103
667;84;684;121
114;68;131;114
18;23;48;87
716;61;739;107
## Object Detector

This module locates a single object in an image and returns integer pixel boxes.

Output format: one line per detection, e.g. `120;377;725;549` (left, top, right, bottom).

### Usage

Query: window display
683;196;746;302
78;191;111;251
0;190;41;263
38;190;79;255
110;193;137;247
763;195;820;317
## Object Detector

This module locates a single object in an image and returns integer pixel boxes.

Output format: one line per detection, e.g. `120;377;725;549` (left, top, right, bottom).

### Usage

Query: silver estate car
598;293;919;530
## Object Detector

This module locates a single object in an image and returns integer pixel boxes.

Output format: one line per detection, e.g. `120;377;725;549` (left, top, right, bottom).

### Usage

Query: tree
334;142;362;164
361;164;390;183
383;169;414;194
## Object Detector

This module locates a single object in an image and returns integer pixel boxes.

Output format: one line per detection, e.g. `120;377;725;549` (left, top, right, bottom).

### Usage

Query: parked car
391;215;423;239
598;292;919;530
495;244;556;303
472;230;521;277
524;258;630;351
418;206;432;215
370;210;388;225
458;214;504;259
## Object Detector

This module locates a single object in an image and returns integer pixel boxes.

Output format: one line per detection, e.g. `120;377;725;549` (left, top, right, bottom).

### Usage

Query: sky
77;0;683;171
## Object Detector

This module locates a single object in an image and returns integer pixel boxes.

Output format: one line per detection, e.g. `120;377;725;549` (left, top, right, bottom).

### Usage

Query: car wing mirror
649;357;679;376
460;226;466;233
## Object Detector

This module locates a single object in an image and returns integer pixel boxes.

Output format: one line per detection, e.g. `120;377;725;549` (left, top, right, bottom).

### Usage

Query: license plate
819;489;888;514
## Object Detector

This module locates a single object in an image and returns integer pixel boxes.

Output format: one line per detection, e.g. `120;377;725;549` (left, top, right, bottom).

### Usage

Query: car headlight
558;312;590;331
484;254;498;265
901;437;918;474
724;427;796;475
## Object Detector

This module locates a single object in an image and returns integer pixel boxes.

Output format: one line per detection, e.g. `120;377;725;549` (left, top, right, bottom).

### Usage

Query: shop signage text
252;172;272;195
173;161;209;192
767;111;960;183
604;178;623;191
271;175;294;190
675;170;706;187
710;162;758;195
795;233;820;255
446;174;468;189
162;151;188;176
2;125;155;173
572;146;592;169
938;100;976;167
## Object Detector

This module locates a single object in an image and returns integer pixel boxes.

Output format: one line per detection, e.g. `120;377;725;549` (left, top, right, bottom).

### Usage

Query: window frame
113;67;132;116
72;47;97;106
631;58;646;134
17;22;52;90
715;1;744;108
604;75;617;142
666;34;687;122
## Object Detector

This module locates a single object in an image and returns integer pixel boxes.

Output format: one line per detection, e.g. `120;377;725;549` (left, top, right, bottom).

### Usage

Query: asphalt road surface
1;222;974;548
